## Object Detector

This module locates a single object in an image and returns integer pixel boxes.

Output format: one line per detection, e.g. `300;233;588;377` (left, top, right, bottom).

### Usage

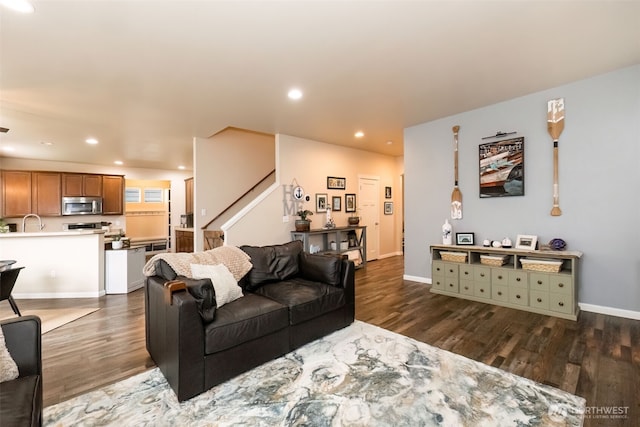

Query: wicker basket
440;251;467;263
480;254;508;266
520;258;562;273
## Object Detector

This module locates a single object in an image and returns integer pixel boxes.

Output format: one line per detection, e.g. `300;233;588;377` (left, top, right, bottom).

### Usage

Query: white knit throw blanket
142;246;253;281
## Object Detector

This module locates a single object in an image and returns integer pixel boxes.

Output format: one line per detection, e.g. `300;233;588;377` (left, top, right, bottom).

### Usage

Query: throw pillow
0;326;19;383
299;252;343;287
239;240;303;290
191;264;244;308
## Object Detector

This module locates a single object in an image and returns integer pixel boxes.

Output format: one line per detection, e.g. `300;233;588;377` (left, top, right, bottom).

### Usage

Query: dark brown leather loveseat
0;315;43;427
144;241;355;401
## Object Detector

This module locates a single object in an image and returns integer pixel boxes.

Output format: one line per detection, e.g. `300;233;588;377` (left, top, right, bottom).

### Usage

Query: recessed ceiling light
288;88;303;100
386;140;393;145
86;138;98;145
178;165;185;170
1;146;15;152
40;141;53;146
1;0;35;13
354;131;364;138
114;160;123;165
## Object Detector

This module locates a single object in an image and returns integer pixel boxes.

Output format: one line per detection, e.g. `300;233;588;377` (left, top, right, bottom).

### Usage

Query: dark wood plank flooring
3;255;638;426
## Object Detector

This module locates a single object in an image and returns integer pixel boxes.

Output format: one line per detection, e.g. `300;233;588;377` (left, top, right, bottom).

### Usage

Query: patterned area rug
44;321;585;426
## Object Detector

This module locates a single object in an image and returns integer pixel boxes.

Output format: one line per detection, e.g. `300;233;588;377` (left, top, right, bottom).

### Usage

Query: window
125;188;141;203
144;188;163;203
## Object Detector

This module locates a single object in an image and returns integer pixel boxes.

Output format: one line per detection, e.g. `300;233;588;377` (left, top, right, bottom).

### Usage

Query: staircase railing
201;169;275;248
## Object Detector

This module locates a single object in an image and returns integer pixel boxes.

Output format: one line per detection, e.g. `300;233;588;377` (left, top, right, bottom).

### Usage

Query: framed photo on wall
345;194;357;213
385;186;392;199
327;177;346;190
315;193;328;212
384;201;393;215
332;196;341;211
479;136;525;198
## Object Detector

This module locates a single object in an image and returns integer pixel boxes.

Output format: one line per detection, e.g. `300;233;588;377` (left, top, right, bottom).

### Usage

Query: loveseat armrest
298;253;355;306
1;315;41;378
145;276;206;401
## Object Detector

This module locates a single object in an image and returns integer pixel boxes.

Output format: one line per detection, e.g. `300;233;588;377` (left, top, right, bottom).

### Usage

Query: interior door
358;176;379;261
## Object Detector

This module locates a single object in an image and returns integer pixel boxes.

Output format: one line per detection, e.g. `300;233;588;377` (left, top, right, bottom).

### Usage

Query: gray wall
404;65;639;315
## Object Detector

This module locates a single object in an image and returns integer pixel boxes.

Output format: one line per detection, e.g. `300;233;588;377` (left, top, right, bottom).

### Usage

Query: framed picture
384;201;393;215
327;176;346;190
332;196;341;211
456;232;475;245
385;186;392;199
315;193;328;212
479;136;525;198
345;193;357;213
515;234;538;250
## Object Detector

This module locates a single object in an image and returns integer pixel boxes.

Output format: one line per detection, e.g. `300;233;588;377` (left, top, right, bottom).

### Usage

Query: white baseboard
13;290;105;299
579;303;640;320
403;274;430;284
377;251;404;260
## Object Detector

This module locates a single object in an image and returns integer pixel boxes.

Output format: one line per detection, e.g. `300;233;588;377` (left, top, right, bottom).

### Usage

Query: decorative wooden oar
451;125;462;219
547;98;565;216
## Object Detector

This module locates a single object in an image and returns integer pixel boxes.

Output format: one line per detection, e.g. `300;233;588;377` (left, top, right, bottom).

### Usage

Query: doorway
358;176;380;261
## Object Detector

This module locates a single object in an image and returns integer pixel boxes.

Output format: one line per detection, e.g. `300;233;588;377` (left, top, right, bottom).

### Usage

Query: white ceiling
1;1;638;171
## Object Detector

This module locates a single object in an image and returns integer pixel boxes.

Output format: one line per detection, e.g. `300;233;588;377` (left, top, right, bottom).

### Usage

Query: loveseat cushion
299;252;343;287
253;278;346;325
203;294;288;354
239;241;303;291
0;375;41;427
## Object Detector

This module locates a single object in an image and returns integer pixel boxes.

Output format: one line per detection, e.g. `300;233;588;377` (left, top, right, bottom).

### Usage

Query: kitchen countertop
0;230;106;238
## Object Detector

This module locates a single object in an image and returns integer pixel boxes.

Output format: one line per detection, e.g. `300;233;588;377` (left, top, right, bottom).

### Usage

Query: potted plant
295;210;313;232
111;233;124;249
0;218;9;233
348;210;360;226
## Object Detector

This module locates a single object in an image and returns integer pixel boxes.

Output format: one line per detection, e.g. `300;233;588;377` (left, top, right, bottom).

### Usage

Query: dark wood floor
4;256;638;426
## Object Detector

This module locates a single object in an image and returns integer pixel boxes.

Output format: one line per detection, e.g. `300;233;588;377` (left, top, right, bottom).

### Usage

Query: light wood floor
3;256;638;426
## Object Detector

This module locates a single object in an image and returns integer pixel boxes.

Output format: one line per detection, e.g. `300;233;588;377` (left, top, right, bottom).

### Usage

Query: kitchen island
0;230;105;298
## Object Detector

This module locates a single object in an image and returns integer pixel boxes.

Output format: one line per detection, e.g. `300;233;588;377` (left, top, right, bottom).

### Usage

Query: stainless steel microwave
62;196;103;216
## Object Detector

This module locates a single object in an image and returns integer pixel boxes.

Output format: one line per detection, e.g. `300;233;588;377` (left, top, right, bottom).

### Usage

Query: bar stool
0;262;24;316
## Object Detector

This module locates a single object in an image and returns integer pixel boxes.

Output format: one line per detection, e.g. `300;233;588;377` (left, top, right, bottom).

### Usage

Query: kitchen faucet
22;214;44;232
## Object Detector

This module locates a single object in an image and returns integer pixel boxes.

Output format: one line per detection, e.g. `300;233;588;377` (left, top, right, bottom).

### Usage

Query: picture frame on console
456;232;474;245
515;234;538;250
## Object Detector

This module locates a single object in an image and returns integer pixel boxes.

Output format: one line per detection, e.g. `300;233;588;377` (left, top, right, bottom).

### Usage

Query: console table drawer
550;294;573;315
530;290;549;310
492;285;509;302
474;282;491;299
550;275;572;295
474;266;491;283
509;270;528;288
432;275;446;291
444;263;459;279
432;261;446;276
509;288;528;306
530;273;550;292
459;265;474;281
491;269;508;286
460;280;474;296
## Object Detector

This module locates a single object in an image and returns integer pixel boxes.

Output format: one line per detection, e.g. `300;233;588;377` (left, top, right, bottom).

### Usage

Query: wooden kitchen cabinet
32;172;61;216
102;175;124;215
1;170;32;217
1;170;61;217
62;173;102;197
175;229;194;252
185;177;193;214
